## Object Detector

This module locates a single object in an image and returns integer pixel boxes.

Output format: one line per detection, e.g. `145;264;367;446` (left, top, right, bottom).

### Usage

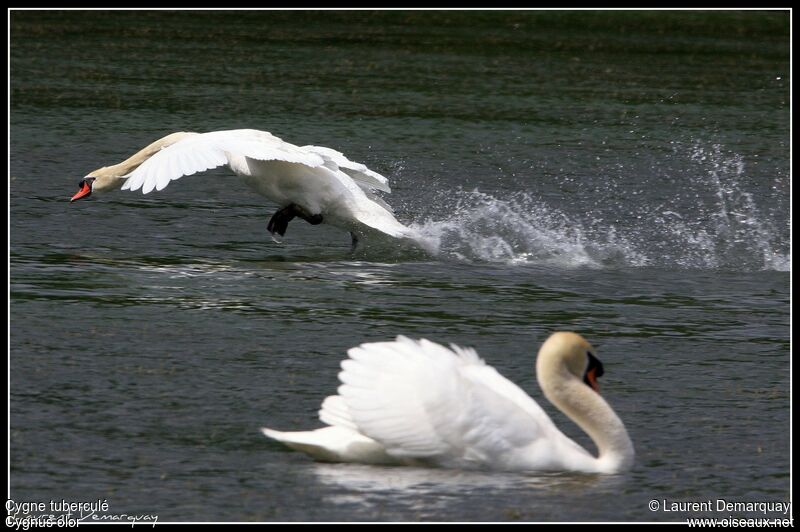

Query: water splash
647;142;789;271
403;143;789;272
409;190;646;269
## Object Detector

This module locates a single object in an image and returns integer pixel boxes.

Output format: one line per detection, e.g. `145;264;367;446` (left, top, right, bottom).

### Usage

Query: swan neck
116;132;194;176
540;370;634;473
90;132;196;191
107;149;151;177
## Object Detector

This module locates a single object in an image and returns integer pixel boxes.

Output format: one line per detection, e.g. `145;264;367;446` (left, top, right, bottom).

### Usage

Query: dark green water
10;10;790;522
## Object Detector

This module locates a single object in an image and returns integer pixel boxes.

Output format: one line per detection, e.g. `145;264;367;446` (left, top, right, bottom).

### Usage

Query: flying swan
69;129;414;248
261;332;634;474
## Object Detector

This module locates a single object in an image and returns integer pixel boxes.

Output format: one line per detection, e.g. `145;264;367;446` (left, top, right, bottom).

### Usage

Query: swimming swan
69;129;413;247
261;332;634;473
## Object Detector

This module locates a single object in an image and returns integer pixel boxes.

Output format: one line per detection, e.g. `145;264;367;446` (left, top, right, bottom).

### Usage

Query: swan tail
260;427;342;461
260;425;396;464
352;209;417;240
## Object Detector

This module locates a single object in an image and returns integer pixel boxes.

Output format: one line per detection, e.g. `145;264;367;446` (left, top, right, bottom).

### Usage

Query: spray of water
409;190;645;268
402;143;789;272
644;143;789;271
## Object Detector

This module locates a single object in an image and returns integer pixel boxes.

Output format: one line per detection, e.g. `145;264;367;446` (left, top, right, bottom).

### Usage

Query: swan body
70;129;413;244
261;332;634;474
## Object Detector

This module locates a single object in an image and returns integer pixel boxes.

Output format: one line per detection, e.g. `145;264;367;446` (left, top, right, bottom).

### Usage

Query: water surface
10;10;790;522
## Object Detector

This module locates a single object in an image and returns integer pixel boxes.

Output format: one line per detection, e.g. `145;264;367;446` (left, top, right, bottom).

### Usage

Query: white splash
653;143;790;271
401;142;788;272
408;190;646;269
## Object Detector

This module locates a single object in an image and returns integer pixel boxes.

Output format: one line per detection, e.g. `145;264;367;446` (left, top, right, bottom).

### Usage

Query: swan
69;129;414;247
261;332;634;474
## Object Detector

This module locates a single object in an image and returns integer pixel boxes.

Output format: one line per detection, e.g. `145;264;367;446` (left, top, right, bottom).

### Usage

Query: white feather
261;334;635;473
302;145;391;193
318;395;358;431
105;129;413;240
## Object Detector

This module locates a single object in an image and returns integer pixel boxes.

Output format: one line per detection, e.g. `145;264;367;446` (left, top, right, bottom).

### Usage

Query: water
10;10;790;523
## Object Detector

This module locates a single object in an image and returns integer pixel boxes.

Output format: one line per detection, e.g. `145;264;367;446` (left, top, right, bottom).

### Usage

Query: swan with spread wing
70;129;413;248
261;332;635;474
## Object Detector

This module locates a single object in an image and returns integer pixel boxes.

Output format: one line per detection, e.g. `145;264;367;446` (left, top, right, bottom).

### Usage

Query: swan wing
121;129;326;194
302;145;391;193
337;336;569;469
318;394;358;431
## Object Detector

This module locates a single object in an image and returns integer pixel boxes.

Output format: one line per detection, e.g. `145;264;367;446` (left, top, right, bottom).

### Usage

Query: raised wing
121;129;326;194
302;145;391;193
318;394;358;432
335;336;562;468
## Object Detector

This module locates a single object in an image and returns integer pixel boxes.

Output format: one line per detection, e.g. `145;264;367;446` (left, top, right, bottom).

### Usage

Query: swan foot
294;205;323;225
350;232;359;252
267;204;323;237
267;205;295;236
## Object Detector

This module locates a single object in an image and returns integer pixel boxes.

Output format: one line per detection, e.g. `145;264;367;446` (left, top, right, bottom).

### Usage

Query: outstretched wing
121;129;326;194
335;336;565;469
302;145;391;193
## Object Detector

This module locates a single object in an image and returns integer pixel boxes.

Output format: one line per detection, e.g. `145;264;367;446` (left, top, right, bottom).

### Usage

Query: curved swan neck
539;366;634;473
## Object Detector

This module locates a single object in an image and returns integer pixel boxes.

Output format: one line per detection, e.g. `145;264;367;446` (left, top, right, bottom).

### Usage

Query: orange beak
584;366;600;393
70;181;92;202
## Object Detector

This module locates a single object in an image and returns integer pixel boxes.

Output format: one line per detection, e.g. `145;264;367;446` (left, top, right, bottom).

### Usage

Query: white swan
69;129;414;247
261;332;634;474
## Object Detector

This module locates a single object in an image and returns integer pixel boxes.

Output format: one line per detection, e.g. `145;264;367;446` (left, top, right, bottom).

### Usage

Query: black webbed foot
267;203;324;237
304;213;323;225
267;205;297;236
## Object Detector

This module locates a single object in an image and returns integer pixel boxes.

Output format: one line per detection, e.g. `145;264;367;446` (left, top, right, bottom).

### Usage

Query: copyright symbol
648;499;660;511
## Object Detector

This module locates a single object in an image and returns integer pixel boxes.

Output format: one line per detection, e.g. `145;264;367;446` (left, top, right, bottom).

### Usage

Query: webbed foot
267;204;324;237
267;205;297;236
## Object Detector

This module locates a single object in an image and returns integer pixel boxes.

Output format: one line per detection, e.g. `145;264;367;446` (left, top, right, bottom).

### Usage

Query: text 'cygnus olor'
261;332;634;474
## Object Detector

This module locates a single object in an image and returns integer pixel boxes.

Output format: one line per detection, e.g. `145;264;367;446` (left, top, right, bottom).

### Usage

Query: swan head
536;331;634;473
70;131;196;202
70;176;95;202
70;169;125;202
536;331;603;394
